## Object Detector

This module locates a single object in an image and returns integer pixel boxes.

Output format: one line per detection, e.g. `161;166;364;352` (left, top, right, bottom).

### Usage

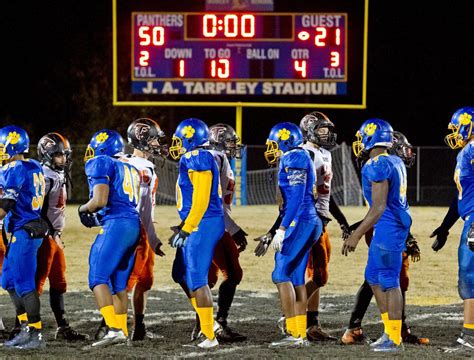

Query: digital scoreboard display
114;0;368;107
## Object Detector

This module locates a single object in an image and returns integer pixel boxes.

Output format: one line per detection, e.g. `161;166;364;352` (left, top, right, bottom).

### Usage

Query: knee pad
271;269;290;284
379;269;400;291
458;268;474;300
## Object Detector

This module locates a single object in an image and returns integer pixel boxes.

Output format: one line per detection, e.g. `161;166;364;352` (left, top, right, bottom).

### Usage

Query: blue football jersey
85;155;140;221
176;149;223;221
278;148;318;228
0;159;45;232
454;142;474;218
362;154;412;230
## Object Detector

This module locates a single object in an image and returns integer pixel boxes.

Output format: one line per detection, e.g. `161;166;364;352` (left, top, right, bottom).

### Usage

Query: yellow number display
31;172;46;210
122;165;140;202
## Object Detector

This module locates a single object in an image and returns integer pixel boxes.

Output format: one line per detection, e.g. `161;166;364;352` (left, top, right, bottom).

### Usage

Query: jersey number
122;165;140;203
31;172;46;210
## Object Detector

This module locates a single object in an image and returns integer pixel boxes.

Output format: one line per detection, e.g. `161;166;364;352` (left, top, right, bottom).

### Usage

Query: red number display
203;14;255;38
211;59;230;78
138;26;165;46
294;60;307;78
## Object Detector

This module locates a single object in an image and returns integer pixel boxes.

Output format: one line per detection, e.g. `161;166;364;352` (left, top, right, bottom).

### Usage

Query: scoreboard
114;0;368;108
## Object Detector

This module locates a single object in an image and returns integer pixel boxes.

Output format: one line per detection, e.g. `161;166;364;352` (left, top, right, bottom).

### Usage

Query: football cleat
402;326;429;345
16;328;46;350
269;335;304;348
197;336;219;349
341;327;371;345
371;337;404;353
94;324;108;341
215;324;246;343
307;325;337;342
91;329;127;347
55;326;89;341
442;333;474;353
4;324;30;348
370;333;390;348
7;326;22;341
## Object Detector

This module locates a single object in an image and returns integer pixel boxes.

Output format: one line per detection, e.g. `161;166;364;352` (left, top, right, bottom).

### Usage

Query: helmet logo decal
183;125;195;139
210;126;226;142
134;123;150;141
459;112;472;125
277;128;291;141
364;123;377;136
96;132;109;143
7;132;20;145
40;136;56;151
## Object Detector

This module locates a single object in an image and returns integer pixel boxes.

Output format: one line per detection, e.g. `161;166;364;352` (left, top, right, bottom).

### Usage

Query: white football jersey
209;149;240;235
120;154;161;249
42;165;67;233
303;143;333;218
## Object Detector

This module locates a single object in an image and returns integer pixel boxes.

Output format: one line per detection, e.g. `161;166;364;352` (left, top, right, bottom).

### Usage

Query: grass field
0;205;468;357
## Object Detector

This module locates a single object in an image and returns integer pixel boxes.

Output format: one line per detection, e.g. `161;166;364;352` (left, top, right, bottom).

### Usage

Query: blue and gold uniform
85;155;141;294
362;154;412;291
172;149;225;291
272;148;322;286
1;159;45;297
454;141;474;299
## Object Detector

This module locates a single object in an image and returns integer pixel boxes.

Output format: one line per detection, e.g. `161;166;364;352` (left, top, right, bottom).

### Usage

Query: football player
440;107;474;353
79;130;141;347
169;118;225;349
343;119;411;353
299;111;351;341
35;132;88;341
264;122;322;348
341;131;427;345
204;123;247;342
0;125;49;350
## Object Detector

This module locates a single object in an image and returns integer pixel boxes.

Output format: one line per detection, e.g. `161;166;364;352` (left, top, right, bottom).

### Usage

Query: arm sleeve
281;168;307;229
440;195;460;230
329;195;349;227
182;170;213;233
268;210;284;236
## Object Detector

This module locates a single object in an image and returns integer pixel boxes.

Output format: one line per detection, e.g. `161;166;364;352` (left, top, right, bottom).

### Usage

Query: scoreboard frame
112;0;369;109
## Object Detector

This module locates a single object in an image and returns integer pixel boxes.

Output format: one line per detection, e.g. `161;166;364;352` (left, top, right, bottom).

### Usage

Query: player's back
85;155;140;221
362;154;411;228
278;148;317;223
455;142;474;218
0;159;44;232
176;149;223;221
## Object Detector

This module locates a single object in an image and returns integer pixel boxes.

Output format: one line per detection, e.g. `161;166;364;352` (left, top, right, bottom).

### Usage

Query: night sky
1;1;473;146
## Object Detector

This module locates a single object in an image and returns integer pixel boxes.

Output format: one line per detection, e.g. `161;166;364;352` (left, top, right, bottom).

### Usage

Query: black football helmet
127;118;168;157
390;131;416;168
299;111;337;149
208;123;242;159
37;132;72;172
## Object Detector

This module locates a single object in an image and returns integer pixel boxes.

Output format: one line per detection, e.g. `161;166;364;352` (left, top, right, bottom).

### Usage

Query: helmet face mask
209;123;242;159
127;118;169;157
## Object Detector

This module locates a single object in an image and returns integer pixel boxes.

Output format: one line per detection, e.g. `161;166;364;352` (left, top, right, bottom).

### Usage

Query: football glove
233;229;248;252
405;233;420;262
272;229;285;252
78;206;102;228
169;229;190;248
254;233;272;257
467;223;474;252
430;226;449;251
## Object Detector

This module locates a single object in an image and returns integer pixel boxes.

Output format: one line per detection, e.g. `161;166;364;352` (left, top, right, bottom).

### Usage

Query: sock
387;319;402;345
8;290;26;319
295;315;307;339
100;317;106;328
216;279;238;327
307;311;319;327
135;314;144;328
116;313;128;336
381;312;389;334
196;307;215;340
190;297;197;311
100;305;118;329
349;281;373;329
17;313;28;324
50;289;68;327
22;291;41;326
286;316;298;337
29;321;42;330
463;323;474;336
